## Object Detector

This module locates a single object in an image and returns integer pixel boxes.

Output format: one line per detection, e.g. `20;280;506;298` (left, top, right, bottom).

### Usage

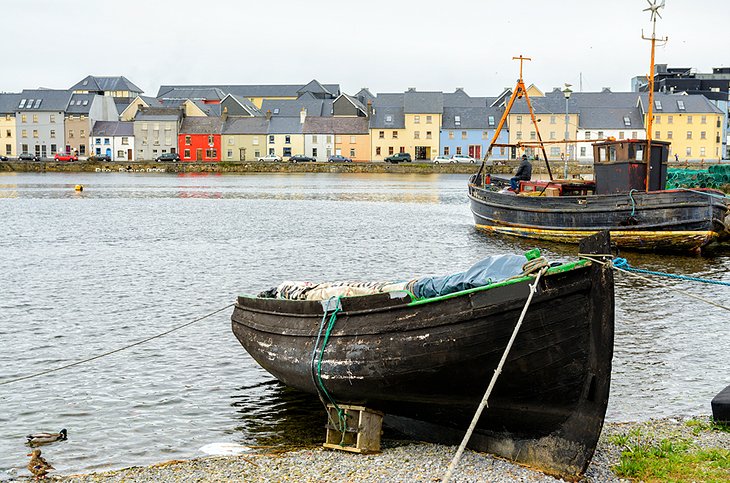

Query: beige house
64;93;118;156
0;93;20;157
221;117;269;161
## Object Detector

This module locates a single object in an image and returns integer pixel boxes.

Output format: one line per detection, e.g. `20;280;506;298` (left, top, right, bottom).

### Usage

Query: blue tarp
411;254;526;299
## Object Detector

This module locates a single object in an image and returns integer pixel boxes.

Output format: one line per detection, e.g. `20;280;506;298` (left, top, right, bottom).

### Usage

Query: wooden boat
231;233;614;479
470;140;730;253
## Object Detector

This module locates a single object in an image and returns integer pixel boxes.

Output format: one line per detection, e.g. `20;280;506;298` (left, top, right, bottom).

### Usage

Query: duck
27;449;54;479
26;428;67;446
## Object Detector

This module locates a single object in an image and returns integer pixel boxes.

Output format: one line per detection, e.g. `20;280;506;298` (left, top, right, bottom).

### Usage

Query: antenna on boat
641;0;668;191
476;55;553;188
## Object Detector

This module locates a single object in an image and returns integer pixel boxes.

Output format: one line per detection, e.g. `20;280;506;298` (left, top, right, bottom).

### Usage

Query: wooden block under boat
323;404;383;454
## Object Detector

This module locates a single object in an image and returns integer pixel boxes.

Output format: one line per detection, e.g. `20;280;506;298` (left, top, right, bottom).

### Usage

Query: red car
54;153;78;161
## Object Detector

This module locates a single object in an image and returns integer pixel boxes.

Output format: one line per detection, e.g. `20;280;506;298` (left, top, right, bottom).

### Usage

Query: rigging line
676;187;730;200
0;303;235;386
579;256;730;313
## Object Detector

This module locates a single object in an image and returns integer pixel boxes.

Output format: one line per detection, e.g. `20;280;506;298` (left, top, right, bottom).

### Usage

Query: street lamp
563;84;573;179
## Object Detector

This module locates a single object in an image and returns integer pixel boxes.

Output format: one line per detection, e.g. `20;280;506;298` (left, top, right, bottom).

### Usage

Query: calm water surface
0;172;728;477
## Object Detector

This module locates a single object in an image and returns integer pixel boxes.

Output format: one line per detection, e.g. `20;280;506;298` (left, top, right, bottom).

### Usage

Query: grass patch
611;432;730;482
686;418;730;436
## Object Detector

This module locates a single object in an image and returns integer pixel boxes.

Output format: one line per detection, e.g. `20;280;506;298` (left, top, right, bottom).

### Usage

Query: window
701;131;706;139
448;131;454;139
185;136;192;145
50;130;55;138
426;131;432;139
104;138;110;145
700;147;706;157
273;108;279;114
585;131;591;140
454;116;461;126
21;129;27;138
619;131;625;139
488;116;495;127
5;130;9;137
655;116;661;124
482;131;489;139
687;116;693;124
655;131;660;139
597;131;604;139
701;116;707;124
21;143;28;153
516;131;522;140
254;150;260;158
686;131;693;140
530;131;536;140
350;136;355;143
79;145;84;155
667;131;673;139
461;131;467;140
686;147;692;156
50;114;55;123
414;115;420;124
253;136;259;145
269;135;274;143
312;148;318;157
80;130;85;138
426;115;432;124
18;99;26;108
385;115;392;123
6;144;11;155
677;100;685;111
392;131;398;139
516;115;522;124
208;135;214;145
141;123;148;130
414;131;420;139
32;115;38;123
580;146;586;157
376;146;381;156
21;115;27;123
121;137;128;145
94;137;100;144
456;147;462;155
623;116;631;126
550;147;560;156
388;147;394;155
632;131;638;138
227;149;233;158
443;146;449;156
142;137;148;146
117;150;124;158
654;100;662;110
550;131;556;140
378;131;384;139
350;148;355;157
227;137;233;145
33;130;38;138
206;148;217;158
667;115;673;124
335;136;341;143
312;135;318;143
184;149;191;158
326;135;332;143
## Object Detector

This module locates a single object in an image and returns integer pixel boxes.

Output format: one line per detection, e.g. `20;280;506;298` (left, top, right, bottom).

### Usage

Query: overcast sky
3;0;727;98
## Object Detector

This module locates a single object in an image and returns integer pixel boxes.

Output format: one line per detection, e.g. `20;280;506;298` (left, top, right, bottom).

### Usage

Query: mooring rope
0;303;235;386
579;255;730;313
613;258;730;287
443;265;548;482
676;187;730;200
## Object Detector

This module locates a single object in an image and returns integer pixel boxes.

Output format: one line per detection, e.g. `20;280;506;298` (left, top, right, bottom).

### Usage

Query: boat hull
231;248;614;478
468;184;728;251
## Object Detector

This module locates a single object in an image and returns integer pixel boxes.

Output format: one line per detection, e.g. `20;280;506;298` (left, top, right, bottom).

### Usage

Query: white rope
442;267;547;482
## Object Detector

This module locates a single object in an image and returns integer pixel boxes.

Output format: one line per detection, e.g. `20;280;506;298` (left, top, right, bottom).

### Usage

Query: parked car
156;153;181;162
432;155;451;164
327;155;352;163
289;154;316;163
90;154;112;162
0;155;7;161
54;153;78;162
450;154;477;163
18;152;39;161
384;152;412;163
258;154;282;162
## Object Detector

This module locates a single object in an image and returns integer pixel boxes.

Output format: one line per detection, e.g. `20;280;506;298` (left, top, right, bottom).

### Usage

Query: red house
178;117;223;162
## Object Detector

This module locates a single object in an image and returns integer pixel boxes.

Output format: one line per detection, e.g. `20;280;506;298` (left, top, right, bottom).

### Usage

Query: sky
2;0;728;98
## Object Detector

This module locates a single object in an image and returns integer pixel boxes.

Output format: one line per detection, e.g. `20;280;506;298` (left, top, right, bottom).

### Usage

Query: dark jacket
515;158;532;180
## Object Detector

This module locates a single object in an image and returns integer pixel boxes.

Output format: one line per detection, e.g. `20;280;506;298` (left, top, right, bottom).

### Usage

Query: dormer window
488;116;495;127
677;100;685;111
385;115;392;123
623;116;631;126
654;100;662;110
34;99;41;108
273;108;279;114
454;115;461;126
19;99;26;108
82;100;88;106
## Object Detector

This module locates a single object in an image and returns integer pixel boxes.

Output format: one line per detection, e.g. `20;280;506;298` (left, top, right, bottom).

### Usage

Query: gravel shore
25;416;730;482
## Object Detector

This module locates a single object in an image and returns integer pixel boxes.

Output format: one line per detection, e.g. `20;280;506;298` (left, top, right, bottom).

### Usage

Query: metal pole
564;96;569;179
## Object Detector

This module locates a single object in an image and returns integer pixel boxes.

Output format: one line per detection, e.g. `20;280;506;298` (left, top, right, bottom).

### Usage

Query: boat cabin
592;139;669;194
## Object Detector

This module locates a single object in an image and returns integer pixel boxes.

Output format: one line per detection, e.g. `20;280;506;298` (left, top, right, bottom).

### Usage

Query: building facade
221;117;269;161
90;121;135;160
0;93;20;158
14;89;71;158
133;109;182;160
179;117;224;161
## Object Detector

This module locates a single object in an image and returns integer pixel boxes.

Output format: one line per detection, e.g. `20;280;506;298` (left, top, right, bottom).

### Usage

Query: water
0;172;728;477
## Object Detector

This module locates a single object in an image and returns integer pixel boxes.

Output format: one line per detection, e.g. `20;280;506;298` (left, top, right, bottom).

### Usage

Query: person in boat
510;154;532;191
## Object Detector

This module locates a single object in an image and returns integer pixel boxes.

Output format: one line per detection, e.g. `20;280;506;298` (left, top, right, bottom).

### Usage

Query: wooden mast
479;55;552;186
641;0;668;191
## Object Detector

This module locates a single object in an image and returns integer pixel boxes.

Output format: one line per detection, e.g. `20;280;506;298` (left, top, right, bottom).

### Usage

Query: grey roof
572;92;644;129
222;94;262;116
638;92;724;114
443;89;488;108
297;79;333;97
354;88;375;105
267;117;303;134
180;117;224;134
260;97;333;117
441;106;503;129
302;117;369;134
91;121;134;137
157;87;226;101
404;90;443;113
339;94;367;112
71;75;143;94
65;93;96;114
0;93;21;114
157;82;340;99
222;117;269;135
510;91;580;115
370;93;405;129
193;101;222;117
16;89;73;111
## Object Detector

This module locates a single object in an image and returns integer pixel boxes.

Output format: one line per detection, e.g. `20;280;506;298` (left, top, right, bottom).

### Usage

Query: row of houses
0;76;726;163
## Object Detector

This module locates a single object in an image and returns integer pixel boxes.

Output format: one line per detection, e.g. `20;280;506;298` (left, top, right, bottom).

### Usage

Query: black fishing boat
231;233;614;478
469;139;730;252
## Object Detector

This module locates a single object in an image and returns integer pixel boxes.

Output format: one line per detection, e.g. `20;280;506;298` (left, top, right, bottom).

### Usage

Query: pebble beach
16;416;718;482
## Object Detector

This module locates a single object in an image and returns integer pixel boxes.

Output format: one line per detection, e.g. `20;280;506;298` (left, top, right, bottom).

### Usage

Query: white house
90;121;135;161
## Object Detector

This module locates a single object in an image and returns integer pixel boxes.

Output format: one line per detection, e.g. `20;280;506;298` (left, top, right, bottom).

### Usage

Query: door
474;145;481;159
127;149;132;160
196;148;203;161
239;148;246;161
105;148;112;157
468;145;475;159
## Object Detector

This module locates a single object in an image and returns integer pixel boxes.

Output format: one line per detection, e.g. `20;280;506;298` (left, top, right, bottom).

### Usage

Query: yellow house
221;117;269;161
642;93;725;161
267;117;305;159
0;94;19;157
507;92;578;160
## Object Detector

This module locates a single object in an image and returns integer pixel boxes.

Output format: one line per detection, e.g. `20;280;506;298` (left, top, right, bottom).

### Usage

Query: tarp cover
411;254;526;299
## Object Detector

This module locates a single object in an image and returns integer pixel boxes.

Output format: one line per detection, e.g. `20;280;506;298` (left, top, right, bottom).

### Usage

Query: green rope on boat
315;296;348;444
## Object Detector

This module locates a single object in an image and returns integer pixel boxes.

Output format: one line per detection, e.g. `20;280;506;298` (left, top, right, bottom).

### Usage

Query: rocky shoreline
23;416;722;482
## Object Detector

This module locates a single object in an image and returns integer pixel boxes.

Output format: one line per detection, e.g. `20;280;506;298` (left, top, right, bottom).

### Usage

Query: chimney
602;87;612;93
300;107;307;124
455;87;464;93
265;109;272;121
407;87;416;92
366;100;373;119
222;106;228;121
